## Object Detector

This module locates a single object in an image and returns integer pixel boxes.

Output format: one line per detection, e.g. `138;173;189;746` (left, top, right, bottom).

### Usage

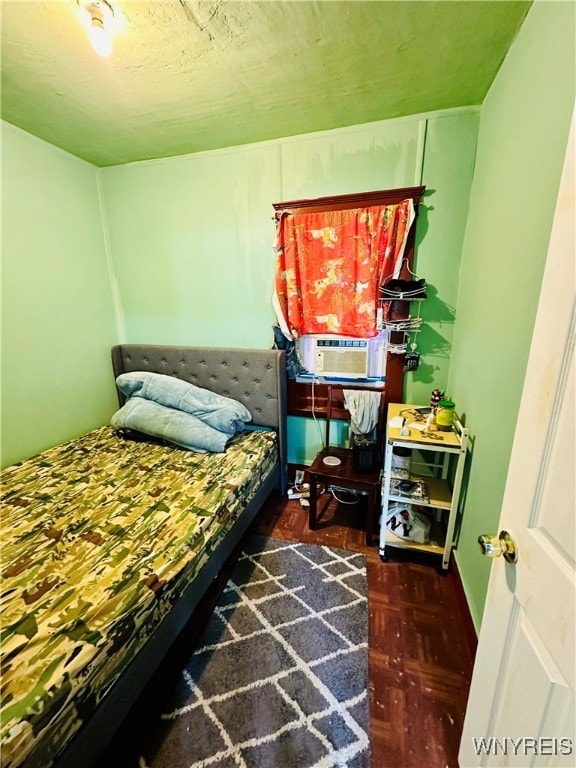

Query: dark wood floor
101;487;476;768
254;489;476;768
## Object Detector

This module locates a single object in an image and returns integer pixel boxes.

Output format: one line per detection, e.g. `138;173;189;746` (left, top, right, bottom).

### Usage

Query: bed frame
52;345;287;768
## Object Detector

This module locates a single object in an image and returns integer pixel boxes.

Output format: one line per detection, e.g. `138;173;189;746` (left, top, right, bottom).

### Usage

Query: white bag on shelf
385;503;431;544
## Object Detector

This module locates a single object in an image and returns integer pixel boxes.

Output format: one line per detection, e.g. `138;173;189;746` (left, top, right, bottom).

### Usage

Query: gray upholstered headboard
111;344;287;491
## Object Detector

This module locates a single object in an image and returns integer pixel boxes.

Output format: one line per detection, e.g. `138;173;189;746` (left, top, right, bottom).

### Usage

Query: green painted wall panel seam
97;171;126;343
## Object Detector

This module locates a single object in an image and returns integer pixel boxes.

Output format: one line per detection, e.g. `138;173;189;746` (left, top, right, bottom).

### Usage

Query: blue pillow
116;371;251;436
111;398;229;453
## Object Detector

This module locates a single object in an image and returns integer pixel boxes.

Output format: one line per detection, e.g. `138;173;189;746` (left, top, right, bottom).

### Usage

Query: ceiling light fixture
81;0;114;57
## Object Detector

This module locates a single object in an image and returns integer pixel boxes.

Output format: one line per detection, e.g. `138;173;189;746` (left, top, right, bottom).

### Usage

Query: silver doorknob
478;530;518;563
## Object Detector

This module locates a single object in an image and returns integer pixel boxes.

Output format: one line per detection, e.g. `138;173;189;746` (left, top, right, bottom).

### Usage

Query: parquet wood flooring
101;487;476;768
254;489;476;768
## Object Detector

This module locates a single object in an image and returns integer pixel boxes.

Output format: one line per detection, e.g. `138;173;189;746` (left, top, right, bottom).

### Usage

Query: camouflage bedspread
0;426;278;767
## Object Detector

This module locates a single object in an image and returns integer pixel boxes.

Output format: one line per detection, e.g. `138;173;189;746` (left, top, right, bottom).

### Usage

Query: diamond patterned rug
136;534;370;768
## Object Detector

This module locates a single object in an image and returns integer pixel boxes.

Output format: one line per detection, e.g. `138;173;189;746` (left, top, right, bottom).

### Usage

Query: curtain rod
272;185;426;219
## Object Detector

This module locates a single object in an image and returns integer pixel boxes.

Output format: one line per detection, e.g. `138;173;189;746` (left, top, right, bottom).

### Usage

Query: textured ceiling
1;0;531;167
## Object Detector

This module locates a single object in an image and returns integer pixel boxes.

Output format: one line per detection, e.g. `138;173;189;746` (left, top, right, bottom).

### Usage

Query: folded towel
343;390;381;435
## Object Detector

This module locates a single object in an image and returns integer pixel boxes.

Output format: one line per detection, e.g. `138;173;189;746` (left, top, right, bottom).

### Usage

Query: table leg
309;474;318;530
366;487;377;546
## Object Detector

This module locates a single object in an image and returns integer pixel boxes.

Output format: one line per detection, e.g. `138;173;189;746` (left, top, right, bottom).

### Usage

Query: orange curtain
273;199;415;339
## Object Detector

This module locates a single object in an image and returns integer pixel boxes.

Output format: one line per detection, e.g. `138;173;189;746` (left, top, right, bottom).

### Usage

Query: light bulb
89;17;113;57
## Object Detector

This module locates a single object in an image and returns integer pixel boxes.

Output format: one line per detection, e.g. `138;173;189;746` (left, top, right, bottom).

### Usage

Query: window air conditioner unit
298;333;387;381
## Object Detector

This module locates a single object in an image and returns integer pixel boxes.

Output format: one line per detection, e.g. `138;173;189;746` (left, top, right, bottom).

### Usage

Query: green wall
101;110;479;464
449;0;575;629
0;108;479;469
1;123;120;468
405;111;479;407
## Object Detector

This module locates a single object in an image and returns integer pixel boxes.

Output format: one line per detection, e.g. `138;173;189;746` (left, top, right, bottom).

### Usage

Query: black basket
352;433;380;473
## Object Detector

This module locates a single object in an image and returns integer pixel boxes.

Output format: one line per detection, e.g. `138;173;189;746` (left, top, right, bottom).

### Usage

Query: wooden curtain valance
273;186;425;218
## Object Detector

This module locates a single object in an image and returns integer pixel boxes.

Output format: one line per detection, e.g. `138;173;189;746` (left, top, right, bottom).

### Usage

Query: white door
459;110;575;768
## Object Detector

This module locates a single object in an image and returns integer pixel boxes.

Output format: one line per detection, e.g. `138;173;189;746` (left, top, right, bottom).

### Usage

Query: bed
0;344;287;768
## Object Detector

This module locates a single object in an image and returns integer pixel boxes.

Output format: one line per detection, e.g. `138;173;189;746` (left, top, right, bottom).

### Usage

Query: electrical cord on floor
288;482;327;498
311;376;325;448
289;480;359;506
329;486;359;505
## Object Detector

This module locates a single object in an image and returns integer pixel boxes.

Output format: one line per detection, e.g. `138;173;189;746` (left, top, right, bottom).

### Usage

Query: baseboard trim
450;555;478;661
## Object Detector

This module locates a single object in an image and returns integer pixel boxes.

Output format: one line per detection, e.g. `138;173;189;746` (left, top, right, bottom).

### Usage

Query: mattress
0;426;278;767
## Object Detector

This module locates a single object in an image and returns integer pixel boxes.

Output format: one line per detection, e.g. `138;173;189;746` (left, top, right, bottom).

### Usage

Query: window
272;186;425;414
